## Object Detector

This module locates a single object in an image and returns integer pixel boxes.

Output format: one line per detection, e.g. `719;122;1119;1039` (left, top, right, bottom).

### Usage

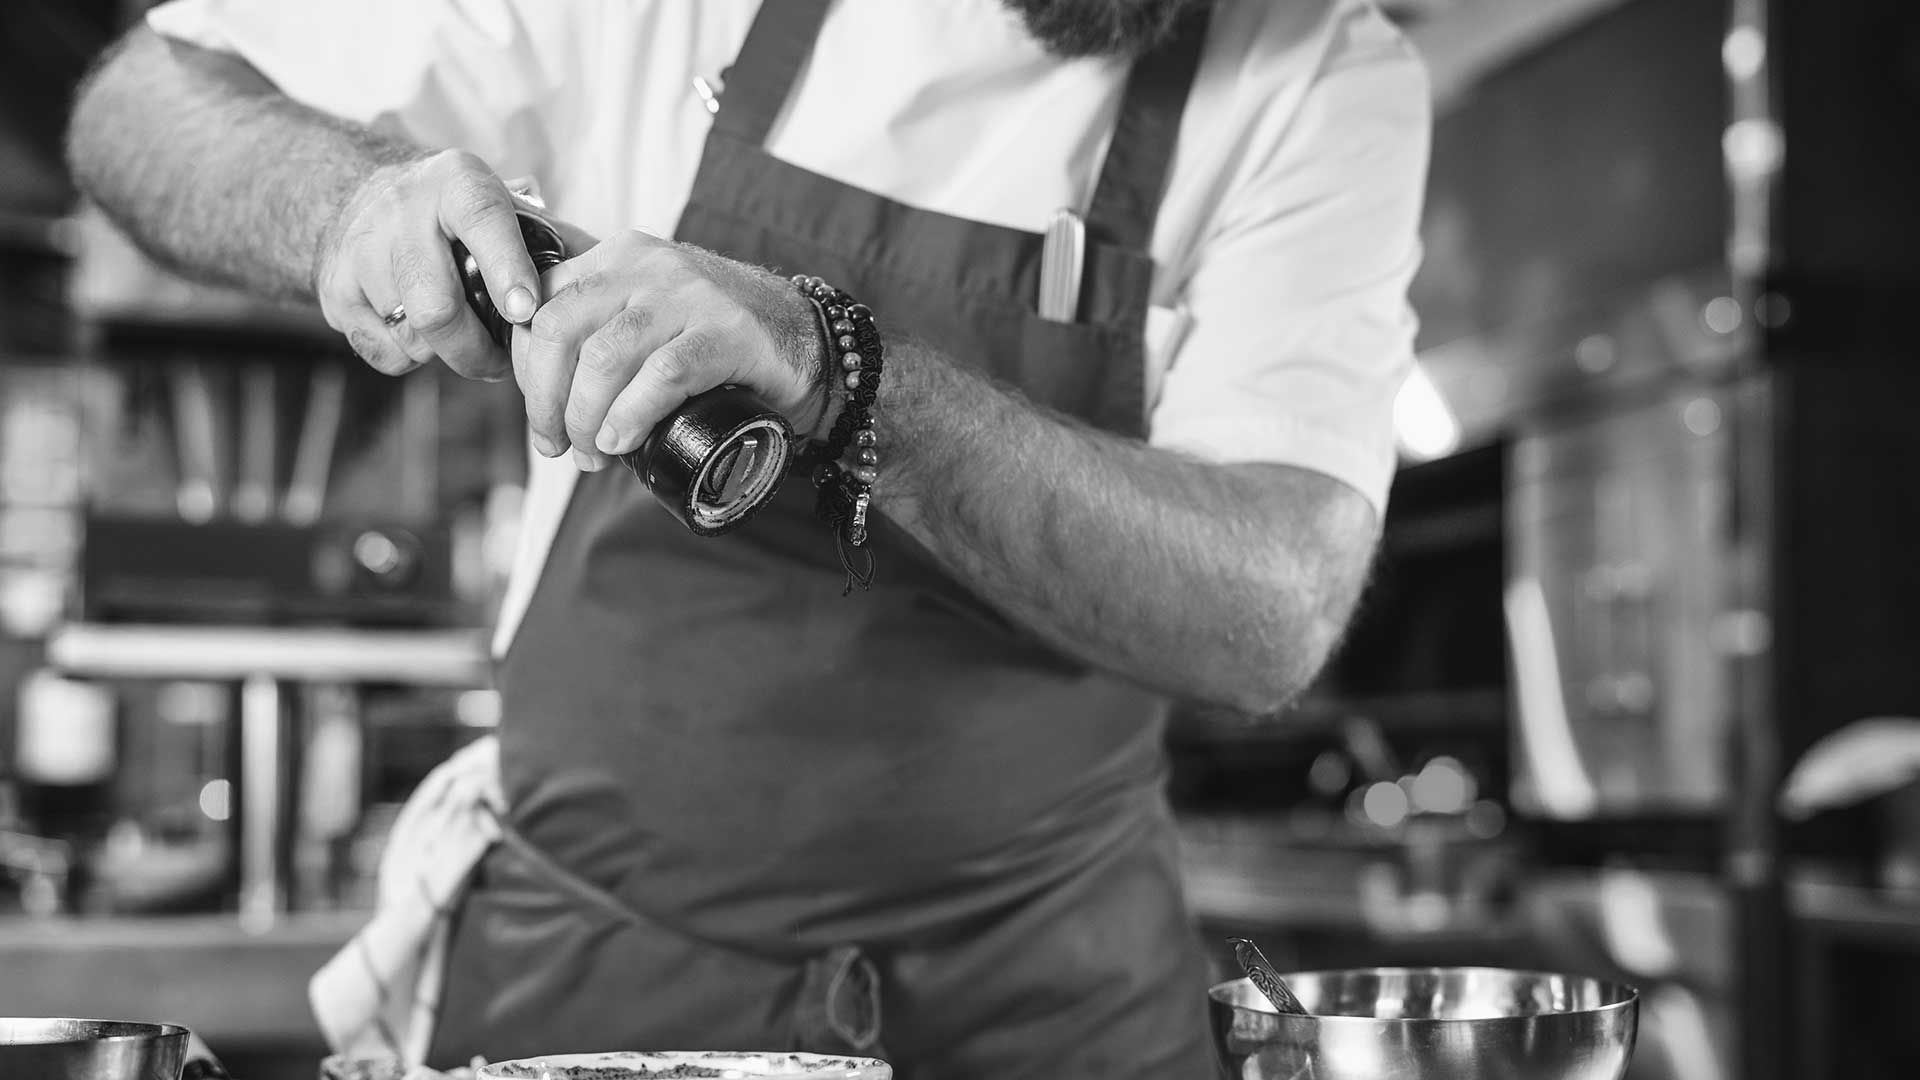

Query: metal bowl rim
1208;968;1640;1025
0;1018;192;1046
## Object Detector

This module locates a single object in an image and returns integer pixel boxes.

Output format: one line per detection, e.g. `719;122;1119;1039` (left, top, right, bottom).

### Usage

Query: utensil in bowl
1228;938;1309;1015
1209;967;1637;1080
0;1017;190;1080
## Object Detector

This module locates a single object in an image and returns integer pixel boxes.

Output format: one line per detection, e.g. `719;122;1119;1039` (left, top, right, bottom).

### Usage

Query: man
67;0;1428;1075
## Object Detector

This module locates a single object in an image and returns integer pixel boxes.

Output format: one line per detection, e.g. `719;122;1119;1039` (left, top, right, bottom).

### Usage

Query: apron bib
432;4;1216;1076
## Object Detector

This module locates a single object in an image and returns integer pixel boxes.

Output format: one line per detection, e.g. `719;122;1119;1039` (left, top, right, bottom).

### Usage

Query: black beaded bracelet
791;274;884;593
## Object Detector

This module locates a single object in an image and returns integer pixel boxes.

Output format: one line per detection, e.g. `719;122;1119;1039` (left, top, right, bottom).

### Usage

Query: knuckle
528;303;572;346
649;339;703;386
568;270;611;298
608;229;650;256
404;294;463;335
576;335;622;380
319;278;362;316
444;170;505;225
527;274;605;344
347;329;409;375
390;240;444;287
564;397;601;441
318;297;353;333
634;245;683;279
430;148;490;180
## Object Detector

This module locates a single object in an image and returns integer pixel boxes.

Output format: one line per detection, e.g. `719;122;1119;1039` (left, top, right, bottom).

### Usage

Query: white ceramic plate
476;1051;892;1079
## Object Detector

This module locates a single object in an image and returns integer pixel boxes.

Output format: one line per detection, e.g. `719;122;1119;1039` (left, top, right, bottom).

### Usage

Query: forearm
876;346;1379;714
67;26;419;299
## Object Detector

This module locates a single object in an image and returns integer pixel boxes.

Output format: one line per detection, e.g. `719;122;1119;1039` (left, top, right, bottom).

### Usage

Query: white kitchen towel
309;736;502;1067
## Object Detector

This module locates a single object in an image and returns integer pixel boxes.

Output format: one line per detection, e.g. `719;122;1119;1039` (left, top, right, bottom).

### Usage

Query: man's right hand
313;149;542;381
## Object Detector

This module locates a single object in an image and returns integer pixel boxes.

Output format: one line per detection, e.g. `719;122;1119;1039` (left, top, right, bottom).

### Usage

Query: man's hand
69;28;559;384
516;230;828;465
315;149;547;381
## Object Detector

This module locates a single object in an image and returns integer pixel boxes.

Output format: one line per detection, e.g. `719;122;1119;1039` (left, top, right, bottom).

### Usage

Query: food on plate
476;1052;891;1079
319;1055;488;1080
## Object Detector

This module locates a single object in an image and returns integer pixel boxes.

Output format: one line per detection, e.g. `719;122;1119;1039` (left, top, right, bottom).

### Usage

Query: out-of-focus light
1308;750;1351;797
1615;672;1656;714
1573;334;1616;375
1394;362;1461;462
456;689;502;728
1599;868;1680;978
1723;119;1785;180
0;571;65;638
1722;26;1766;80
1506;578;1602;818
1711;609;1772;656
353;531;403;576
1702;297;1742;335
199;779;233;822
177;484;217;524
1362;781;1410;829
1344;787;1373;829
1755;291;1792;329
1464;800;1507;839
1682;397;1722;437
1411;756;1475;814
157;681;227;726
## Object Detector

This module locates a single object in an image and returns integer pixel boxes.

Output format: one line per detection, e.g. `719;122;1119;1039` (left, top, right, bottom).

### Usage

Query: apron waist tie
496;822;887;1058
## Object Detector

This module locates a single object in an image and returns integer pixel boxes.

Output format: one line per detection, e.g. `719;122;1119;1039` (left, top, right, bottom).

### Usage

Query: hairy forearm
876;346;1379;714
67;26;419;299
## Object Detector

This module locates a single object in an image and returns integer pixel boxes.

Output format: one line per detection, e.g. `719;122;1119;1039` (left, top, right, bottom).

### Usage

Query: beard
1000;0;1211;57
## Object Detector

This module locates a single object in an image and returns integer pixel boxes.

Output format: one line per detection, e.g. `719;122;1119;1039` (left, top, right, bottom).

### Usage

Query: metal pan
0;1017;190;1080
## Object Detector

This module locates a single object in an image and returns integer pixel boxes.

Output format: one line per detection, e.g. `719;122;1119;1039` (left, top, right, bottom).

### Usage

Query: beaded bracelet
791;274;884;594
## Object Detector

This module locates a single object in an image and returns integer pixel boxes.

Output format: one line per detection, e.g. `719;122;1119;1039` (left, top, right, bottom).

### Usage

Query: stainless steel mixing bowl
0;1017;190;1080
1209;968;1637;1080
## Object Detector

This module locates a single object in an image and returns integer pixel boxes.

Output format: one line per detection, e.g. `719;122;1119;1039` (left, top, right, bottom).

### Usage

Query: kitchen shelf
45;622;491;933
46;623;489;686
1791;877;1920;950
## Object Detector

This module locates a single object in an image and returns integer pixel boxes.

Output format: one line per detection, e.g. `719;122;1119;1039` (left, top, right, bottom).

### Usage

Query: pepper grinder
454;213;794;536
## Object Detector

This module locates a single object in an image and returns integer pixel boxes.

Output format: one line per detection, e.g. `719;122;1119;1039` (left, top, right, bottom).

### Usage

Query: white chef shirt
148;0;1431;657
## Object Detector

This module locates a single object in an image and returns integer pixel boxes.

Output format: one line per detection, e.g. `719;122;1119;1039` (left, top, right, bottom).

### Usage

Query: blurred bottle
13;670;116;910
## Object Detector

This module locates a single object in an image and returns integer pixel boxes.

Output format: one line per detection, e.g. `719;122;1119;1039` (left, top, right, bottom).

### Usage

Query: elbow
64;29;145;198
1209;610;1347;718
1200;531;1375;716
1195;467;1379;717
64;74;105;191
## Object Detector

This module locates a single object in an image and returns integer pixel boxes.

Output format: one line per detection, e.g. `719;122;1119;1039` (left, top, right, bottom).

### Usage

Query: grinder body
453;212;794;536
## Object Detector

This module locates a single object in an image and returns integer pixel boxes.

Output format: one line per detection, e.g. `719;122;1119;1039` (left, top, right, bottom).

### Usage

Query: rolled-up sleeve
145;0;568;180
1147;7;1430;514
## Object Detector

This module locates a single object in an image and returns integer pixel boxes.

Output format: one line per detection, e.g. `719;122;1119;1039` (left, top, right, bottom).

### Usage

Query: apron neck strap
714;0;1211;252
711;0;834;146
1083;7;1213;252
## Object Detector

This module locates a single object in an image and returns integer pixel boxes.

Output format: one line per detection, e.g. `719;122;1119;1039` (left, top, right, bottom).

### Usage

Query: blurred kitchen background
2;1;1918;1078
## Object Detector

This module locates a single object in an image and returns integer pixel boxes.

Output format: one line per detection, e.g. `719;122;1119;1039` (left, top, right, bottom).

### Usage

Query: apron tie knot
797;945;886;1057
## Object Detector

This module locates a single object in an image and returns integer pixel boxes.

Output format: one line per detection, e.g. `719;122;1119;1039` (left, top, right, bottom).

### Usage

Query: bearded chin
1000;0;1206;58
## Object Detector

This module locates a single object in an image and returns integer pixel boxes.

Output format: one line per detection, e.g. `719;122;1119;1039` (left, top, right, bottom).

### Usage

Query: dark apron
431;3;1215;1076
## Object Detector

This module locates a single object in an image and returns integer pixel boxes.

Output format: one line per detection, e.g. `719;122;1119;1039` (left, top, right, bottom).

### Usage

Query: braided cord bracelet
791;274;884;594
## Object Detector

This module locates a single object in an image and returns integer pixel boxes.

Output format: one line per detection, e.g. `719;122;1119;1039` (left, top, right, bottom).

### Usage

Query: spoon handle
1230;938;1309;1015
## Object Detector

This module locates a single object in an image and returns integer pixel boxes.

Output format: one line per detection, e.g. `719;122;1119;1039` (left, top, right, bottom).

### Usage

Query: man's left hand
515;229;829;467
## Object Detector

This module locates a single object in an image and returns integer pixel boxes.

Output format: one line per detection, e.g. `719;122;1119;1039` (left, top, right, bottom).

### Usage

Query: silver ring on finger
382;303;408;327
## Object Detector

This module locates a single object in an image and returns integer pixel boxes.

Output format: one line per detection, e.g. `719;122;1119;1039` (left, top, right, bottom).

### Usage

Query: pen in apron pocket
1039;208;1085;322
